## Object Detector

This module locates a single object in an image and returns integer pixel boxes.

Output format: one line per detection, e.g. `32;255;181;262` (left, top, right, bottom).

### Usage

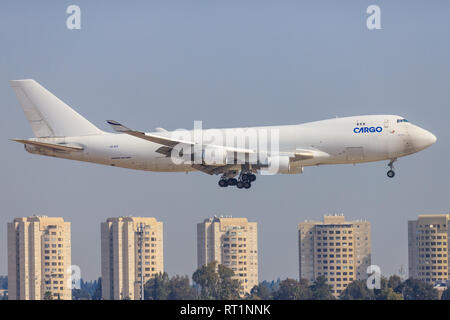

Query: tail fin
10;79;102;137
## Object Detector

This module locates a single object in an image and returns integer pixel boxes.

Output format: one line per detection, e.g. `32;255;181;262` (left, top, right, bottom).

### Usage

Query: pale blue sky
1;1;449;281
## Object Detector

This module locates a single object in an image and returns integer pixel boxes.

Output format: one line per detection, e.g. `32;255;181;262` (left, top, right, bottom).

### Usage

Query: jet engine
266;155;303;174
191;147;228;165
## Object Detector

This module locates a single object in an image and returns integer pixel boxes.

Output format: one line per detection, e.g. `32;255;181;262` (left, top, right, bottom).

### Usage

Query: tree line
3;262;449;300
131;262;450;301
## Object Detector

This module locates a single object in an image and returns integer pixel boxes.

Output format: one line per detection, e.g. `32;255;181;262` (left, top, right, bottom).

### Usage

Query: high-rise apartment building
298;214;371;296
101;216;163;300
408;214;449;284
7;216;71;300
197;216;258;296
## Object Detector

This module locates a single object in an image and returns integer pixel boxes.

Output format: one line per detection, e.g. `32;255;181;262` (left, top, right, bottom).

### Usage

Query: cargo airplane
10;80;436;189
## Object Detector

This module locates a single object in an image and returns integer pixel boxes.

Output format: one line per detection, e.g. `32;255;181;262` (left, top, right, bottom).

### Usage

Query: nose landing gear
387;159;397;178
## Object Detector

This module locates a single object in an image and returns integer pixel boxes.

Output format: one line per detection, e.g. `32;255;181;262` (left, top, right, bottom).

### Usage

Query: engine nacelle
266;156;303;174
170;145;229;165
191;147;228;165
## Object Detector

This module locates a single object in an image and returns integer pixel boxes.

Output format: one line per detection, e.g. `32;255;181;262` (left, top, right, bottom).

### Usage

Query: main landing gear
218;171;256;189
387;159;397;178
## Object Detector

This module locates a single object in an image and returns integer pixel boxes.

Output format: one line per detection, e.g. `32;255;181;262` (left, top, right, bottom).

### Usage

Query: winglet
106;120;131;133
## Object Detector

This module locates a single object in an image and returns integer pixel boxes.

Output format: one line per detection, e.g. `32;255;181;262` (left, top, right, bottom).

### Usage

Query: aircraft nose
410;126;437;150
427;131;437;145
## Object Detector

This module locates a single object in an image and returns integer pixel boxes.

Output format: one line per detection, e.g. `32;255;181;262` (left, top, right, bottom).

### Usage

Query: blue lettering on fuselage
353;126;383;134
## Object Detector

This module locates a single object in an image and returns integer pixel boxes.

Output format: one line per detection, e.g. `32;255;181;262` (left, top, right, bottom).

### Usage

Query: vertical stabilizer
10;79;102;137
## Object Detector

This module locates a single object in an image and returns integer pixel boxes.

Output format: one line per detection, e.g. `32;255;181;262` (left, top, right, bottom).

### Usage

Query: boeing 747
10;80;436;189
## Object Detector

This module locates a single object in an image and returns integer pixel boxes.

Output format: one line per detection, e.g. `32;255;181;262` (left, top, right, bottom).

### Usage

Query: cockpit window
397;119;408;123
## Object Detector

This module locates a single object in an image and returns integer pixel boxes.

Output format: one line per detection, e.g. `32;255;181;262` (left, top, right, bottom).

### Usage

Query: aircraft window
397;119;408;123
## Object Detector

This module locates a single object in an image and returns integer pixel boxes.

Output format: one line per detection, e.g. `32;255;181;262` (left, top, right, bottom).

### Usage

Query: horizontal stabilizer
11;139;84;152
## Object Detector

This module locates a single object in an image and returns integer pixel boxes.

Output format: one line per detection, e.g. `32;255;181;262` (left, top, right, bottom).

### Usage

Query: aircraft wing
11;139;84;152
107;120;256;156
191;164;239;175
106;120;321;175
107;120;194;147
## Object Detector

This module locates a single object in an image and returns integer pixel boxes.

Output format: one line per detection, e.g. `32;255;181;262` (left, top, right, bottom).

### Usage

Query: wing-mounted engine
168;144;231;166
260;155;304;174
195;147;230;165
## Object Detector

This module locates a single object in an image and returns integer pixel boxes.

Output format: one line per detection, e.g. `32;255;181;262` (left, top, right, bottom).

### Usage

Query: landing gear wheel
249;174;256;182
236;181;244;189
387;159;397;178
227;178;237;186
218;179;229;187
243;181;251;189
241;173;250;182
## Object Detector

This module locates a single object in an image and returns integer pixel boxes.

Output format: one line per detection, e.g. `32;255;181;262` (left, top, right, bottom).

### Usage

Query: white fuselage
23;115;436;173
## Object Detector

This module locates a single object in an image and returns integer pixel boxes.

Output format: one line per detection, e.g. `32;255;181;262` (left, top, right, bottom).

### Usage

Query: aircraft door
386;118;412;158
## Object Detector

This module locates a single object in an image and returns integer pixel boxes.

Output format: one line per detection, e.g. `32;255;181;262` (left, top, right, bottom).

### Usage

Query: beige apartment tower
298;214;371;297
101;217;163;300
197;216;258;296
7;216;71;300
408;214;449;284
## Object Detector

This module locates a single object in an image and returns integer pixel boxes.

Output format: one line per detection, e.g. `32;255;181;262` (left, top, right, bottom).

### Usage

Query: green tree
43;291;53;300
192;261;240;300
248;283;272;300
273;278;311;300
91;277;102;300
0;276;7;290
72;288;91;300
192;262;220;299
340;280;375;300
387;275;403;293
374;276;403;300
168;275;197;300
441;288;450;300
310;276;335;300
374;276;388;300
144;272;171;300
385;287;404;300
400;278;439;300
217;264;240;299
